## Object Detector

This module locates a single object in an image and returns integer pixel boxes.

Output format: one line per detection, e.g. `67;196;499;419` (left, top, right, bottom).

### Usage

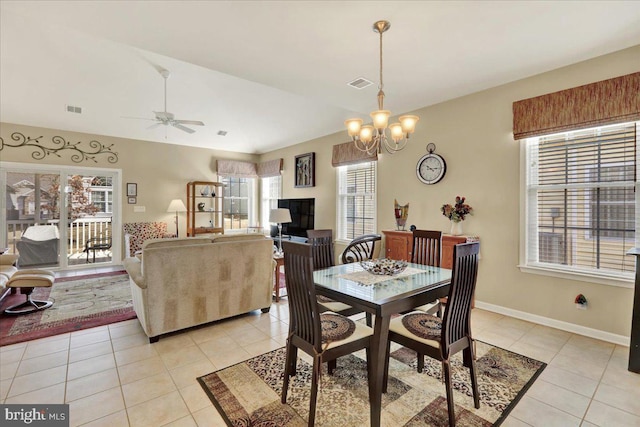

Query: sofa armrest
123;257;146;289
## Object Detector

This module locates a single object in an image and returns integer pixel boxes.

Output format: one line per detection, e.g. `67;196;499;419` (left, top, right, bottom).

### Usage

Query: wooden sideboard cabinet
382;230;472;269
441;235;468;269
382;230;413;261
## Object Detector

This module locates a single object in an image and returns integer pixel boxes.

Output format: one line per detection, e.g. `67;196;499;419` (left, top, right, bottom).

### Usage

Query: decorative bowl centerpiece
360;258;408;276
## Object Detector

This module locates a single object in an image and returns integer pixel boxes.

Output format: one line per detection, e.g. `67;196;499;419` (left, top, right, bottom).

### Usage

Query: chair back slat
283;241;322;349
307;229;335;270
341;234;382;264
441;241;480;357
411;230;442;267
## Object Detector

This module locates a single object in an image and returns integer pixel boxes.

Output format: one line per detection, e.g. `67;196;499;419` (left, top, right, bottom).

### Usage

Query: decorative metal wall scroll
0;132;119;164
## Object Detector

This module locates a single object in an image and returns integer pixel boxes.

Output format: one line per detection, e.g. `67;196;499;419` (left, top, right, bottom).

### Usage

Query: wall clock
416;143;446;184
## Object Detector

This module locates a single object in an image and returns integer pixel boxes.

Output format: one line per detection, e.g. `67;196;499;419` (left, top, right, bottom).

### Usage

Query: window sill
518;264;634;288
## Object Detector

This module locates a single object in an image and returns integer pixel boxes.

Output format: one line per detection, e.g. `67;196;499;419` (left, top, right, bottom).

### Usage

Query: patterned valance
257;158;283;177
216;160;257;178
331;141;378;167
513;72;640;140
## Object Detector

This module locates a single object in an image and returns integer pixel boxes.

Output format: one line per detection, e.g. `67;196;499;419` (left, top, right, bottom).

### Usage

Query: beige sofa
123;234;274;342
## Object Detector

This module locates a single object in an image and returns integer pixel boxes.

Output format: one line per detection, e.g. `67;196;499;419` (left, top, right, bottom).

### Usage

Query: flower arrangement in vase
441;196;473;235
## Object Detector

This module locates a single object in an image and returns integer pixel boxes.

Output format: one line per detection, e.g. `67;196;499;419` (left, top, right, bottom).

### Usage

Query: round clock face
416;153;447;184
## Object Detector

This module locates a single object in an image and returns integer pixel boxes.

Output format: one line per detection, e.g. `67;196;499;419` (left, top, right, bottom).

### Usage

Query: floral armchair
123;222;175;258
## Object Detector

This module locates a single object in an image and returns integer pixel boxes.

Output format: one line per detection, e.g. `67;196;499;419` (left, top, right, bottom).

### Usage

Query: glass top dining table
313;261;452;427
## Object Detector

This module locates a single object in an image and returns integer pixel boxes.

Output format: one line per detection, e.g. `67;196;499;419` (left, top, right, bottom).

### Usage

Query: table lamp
167;199;187;237
269;208;291;255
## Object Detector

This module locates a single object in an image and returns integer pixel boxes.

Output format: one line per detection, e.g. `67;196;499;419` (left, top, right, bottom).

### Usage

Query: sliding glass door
1;162;122;270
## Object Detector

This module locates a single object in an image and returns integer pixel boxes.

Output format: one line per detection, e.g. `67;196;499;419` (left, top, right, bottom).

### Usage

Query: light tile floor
1;269;639;426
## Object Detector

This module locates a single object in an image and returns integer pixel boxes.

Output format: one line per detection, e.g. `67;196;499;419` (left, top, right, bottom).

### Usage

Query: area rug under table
198;341;545;426
0;270;134;346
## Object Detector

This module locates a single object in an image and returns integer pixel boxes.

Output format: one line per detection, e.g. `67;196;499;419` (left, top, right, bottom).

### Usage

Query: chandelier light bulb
345;118;363;137
359;125;374;143
399;115;419;134
389;122;403;143
371;110;391;130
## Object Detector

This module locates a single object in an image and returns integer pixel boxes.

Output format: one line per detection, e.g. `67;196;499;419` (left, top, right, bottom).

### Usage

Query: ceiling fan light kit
345;20;419;155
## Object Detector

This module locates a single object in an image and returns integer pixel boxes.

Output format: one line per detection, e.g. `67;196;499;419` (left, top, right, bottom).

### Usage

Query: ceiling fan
143;70;204;134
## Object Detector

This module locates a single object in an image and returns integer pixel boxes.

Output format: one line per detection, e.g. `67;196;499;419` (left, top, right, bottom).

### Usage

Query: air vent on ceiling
66;105;82;114
217;130;228;136
347;77;373;89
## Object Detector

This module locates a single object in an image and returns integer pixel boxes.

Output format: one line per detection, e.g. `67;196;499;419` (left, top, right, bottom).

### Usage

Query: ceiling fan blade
172;123;196;134
173;119;204;126
147;122;164;130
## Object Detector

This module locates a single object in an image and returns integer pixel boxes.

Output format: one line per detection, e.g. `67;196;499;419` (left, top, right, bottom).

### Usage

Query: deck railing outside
6;217;113;258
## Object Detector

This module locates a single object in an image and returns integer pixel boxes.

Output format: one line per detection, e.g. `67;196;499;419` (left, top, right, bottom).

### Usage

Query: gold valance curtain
257;159;283;177
513;72;640;140
331;141;378;167
216;160;257;178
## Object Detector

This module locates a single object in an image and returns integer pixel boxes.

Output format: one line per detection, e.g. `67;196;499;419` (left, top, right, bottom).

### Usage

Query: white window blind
525;121;638;278
337;161;376;240
260;175;282;232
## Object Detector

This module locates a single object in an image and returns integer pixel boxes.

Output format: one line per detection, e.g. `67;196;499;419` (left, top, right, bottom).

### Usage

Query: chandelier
345;20;419;154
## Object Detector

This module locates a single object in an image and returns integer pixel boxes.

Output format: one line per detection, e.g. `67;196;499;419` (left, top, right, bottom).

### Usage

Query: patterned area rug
0;270;134;346
198;341;545;426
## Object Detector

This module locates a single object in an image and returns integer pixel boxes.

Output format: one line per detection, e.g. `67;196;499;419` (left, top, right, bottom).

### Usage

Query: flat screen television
277;198;315;238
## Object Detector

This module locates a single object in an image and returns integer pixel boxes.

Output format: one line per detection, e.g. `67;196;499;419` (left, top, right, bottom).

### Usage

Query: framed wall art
294;152;315;188
126;183;137;197
128;197;136;204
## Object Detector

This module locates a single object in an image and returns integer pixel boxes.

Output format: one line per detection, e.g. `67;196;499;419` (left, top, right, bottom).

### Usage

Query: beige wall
1;45;638;338
260;45;640;338
0;123;258;240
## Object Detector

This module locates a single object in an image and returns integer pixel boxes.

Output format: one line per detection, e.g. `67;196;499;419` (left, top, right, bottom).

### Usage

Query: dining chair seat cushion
317;295;335;304
389;311;441;347
320;313;356;343
414;300;440;314
320;311;373;350
318;300;354;313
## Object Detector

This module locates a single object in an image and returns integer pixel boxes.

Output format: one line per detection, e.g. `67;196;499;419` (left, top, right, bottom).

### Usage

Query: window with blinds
525;121;638;277
260;175;282;232
337;161;376;240
220;176;256;231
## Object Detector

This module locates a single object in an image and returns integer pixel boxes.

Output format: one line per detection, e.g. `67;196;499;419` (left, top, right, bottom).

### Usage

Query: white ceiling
1;1;639;154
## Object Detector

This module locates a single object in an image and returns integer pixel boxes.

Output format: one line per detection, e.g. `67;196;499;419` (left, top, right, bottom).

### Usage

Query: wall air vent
66;105;82;114
347;77;373;89
217;130;228;136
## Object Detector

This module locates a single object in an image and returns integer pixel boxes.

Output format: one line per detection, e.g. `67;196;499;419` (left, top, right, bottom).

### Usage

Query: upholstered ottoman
3;270;56;315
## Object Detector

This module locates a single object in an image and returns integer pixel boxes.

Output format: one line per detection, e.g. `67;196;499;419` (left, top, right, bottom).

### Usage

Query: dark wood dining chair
340;233;382;264
306;229;334;269
281;241;373;427
307;230;369;323
412;229;442;267
412;230;445;317
383;241;480;427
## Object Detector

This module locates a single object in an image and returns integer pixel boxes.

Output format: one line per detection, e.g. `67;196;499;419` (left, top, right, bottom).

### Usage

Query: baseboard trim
474;300;630;347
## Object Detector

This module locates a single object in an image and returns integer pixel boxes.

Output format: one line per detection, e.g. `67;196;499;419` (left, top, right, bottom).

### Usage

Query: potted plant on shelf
441;196;473;236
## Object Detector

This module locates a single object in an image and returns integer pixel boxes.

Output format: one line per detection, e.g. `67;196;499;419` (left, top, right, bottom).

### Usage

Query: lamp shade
269;208;291;224
345;118;363;137
167;199;187;213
